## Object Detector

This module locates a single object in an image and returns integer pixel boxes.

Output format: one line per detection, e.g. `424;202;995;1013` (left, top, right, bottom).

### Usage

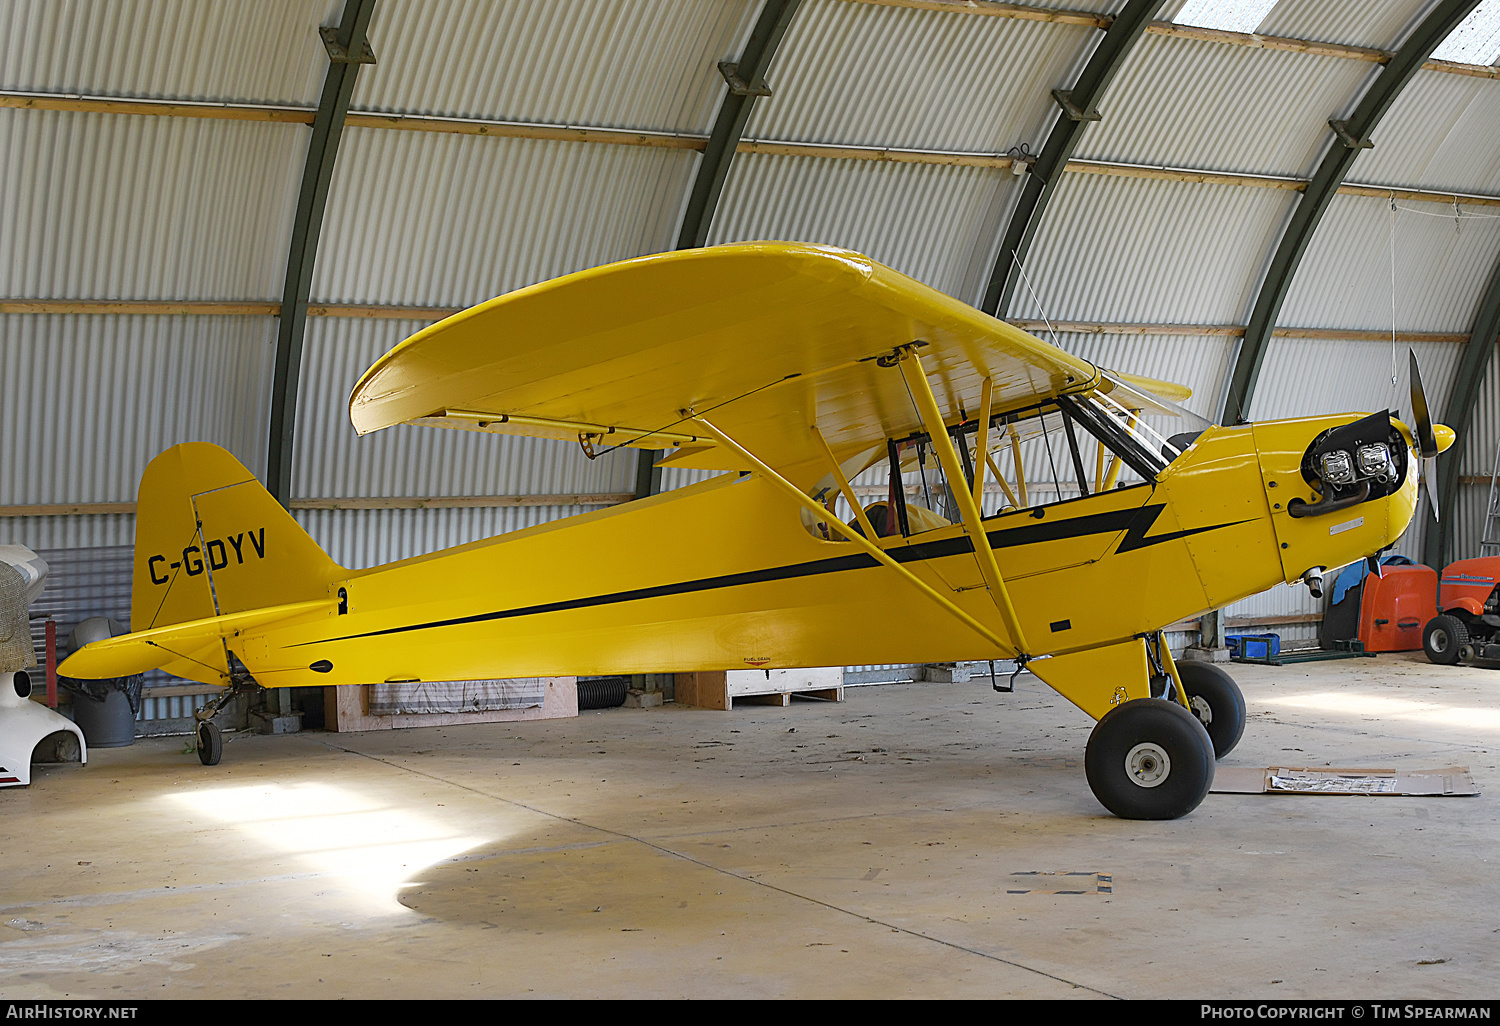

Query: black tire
1085;699;1215;820
1175;662;1246;759
196;720;222;766
1423;614;1468;665
577;677;630;710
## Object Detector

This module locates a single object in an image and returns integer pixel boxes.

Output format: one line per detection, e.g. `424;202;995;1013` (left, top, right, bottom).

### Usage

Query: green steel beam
634;448;663;501
674;0;802;250
643;0;803;498
979;0;1167;318
1426;254;1500;568
1221;0;1480;426
267;0;377;506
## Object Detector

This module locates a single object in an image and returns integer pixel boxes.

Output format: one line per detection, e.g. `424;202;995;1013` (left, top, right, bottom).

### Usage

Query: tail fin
132;443;343;634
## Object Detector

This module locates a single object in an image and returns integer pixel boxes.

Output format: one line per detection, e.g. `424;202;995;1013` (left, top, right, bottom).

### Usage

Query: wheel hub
1431;628;1449;651
1125;742;1171;788
1189;695;1213;726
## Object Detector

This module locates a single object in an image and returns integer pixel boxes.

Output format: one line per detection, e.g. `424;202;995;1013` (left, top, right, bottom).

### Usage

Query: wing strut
691;415;1017;657
896;351;1032;658
970;377;995;507
809;425;881;546
1008;425;1029;506
984;453;1020;509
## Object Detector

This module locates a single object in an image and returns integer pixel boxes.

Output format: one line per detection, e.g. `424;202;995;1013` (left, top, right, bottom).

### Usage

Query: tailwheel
196;720;223;766
1085;699;1214;820
191;668;259;767
1175;661;1246;759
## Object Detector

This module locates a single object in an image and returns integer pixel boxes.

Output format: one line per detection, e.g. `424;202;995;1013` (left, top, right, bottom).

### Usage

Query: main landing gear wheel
1423;614;1468;666
1175;661;1246;759
196;720;222;766
1085;699;1215;820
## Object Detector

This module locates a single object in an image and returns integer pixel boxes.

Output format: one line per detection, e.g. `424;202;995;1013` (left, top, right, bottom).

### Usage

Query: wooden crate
674;667;844;710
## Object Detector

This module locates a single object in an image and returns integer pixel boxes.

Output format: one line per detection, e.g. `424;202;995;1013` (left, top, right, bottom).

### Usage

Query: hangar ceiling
3;0;1500;625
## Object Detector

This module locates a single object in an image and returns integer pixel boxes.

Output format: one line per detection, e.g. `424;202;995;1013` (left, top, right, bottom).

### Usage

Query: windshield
1093;372;1215;467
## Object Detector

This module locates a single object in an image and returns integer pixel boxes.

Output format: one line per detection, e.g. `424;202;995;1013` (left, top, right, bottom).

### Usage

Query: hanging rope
1390;201;1500;220
1010;249;1060;348
1383;193;1500;411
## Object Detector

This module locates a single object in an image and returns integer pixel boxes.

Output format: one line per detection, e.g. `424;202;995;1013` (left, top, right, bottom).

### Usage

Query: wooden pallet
674;667;844;710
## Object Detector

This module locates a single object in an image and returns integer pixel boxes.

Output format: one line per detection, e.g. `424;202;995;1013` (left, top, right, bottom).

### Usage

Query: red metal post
45;617;57;707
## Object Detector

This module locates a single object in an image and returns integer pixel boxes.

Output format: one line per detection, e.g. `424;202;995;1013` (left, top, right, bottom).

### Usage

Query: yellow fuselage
233;414;1416;720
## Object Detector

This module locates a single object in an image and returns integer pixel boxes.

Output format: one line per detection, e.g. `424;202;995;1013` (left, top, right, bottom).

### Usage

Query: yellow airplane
61;242;1452;819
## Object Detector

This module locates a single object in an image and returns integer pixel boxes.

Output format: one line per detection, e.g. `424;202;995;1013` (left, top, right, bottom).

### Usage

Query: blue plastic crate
1226;633;1281;660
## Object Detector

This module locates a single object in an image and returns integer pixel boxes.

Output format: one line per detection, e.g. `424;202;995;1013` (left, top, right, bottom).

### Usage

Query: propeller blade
1426;456;1440;522
1409;349;1438;458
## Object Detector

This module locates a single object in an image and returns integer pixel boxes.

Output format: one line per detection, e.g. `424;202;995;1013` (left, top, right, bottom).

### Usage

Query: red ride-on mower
1422;556;1500;664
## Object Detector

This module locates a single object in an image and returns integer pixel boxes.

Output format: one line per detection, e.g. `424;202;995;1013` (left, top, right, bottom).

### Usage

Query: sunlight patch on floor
166;782;489;915
1262;691;1500;733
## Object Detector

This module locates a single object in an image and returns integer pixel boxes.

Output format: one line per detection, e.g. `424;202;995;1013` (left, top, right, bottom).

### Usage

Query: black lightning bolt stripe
297;504;1250;647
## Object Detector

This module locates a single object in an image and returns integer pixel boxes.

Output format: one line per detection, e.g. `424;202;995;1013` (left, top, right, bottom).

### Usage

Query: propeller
1408;348;1441;522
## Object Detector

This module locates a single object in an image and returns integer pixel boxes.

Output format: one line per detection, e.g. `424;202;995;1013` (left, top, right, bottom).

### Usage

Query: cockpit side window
964;398;1168;519
802;388;1193;542
803;434;967;541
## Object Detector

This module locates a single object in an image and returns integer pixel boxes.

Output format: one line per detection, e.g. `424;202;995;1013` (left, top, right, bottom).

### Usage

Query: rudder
132;443;343;633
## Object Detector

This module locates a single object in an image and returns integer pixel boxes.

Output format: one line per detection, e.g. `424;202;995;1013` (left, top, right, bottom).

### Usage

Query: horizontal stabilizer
59;598;337;681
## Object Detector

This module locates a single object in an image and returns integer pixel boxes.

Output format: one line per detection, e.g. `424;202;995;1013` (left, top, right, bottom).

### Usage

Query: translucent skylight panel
1430;0;1500;66
1173;0;1281;34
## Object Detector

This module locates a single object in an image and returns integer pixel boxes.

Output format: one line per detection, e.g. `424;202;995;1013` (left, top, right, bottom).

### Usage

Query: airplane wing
349;242;1190;488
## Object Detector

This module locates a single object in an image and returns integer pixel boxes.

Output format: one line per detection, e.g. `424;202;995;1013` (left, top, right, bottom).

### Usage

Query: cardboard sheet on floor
1211;766;1478;796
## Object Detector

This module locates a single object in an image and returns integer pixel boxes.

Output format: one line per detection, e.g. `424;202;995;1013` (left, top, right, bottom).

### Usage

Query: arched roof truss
267;0;377;506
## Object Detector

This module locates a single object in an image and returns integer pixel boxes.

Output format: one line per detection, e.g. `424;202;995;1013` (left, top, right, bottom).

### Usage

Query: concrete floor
1;651;1496;1000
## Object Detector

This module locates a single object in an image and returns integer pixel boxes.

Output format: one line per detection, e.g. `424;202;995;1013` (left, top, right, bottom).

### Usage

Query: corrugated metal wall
1452;340;1500;561
0;0;331;104
1021;176;1294;325
1353;70;1500;194
0;112;304;299
28;546;131;647
713;155;1015;301
1256;0;1432;50
1276;197;1500;335
720;0;1099;303
2;515;136;553
1076;36;1374;175
312;131;695;307
742;1;1094;150
1;314;275;505
352;0;759;132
